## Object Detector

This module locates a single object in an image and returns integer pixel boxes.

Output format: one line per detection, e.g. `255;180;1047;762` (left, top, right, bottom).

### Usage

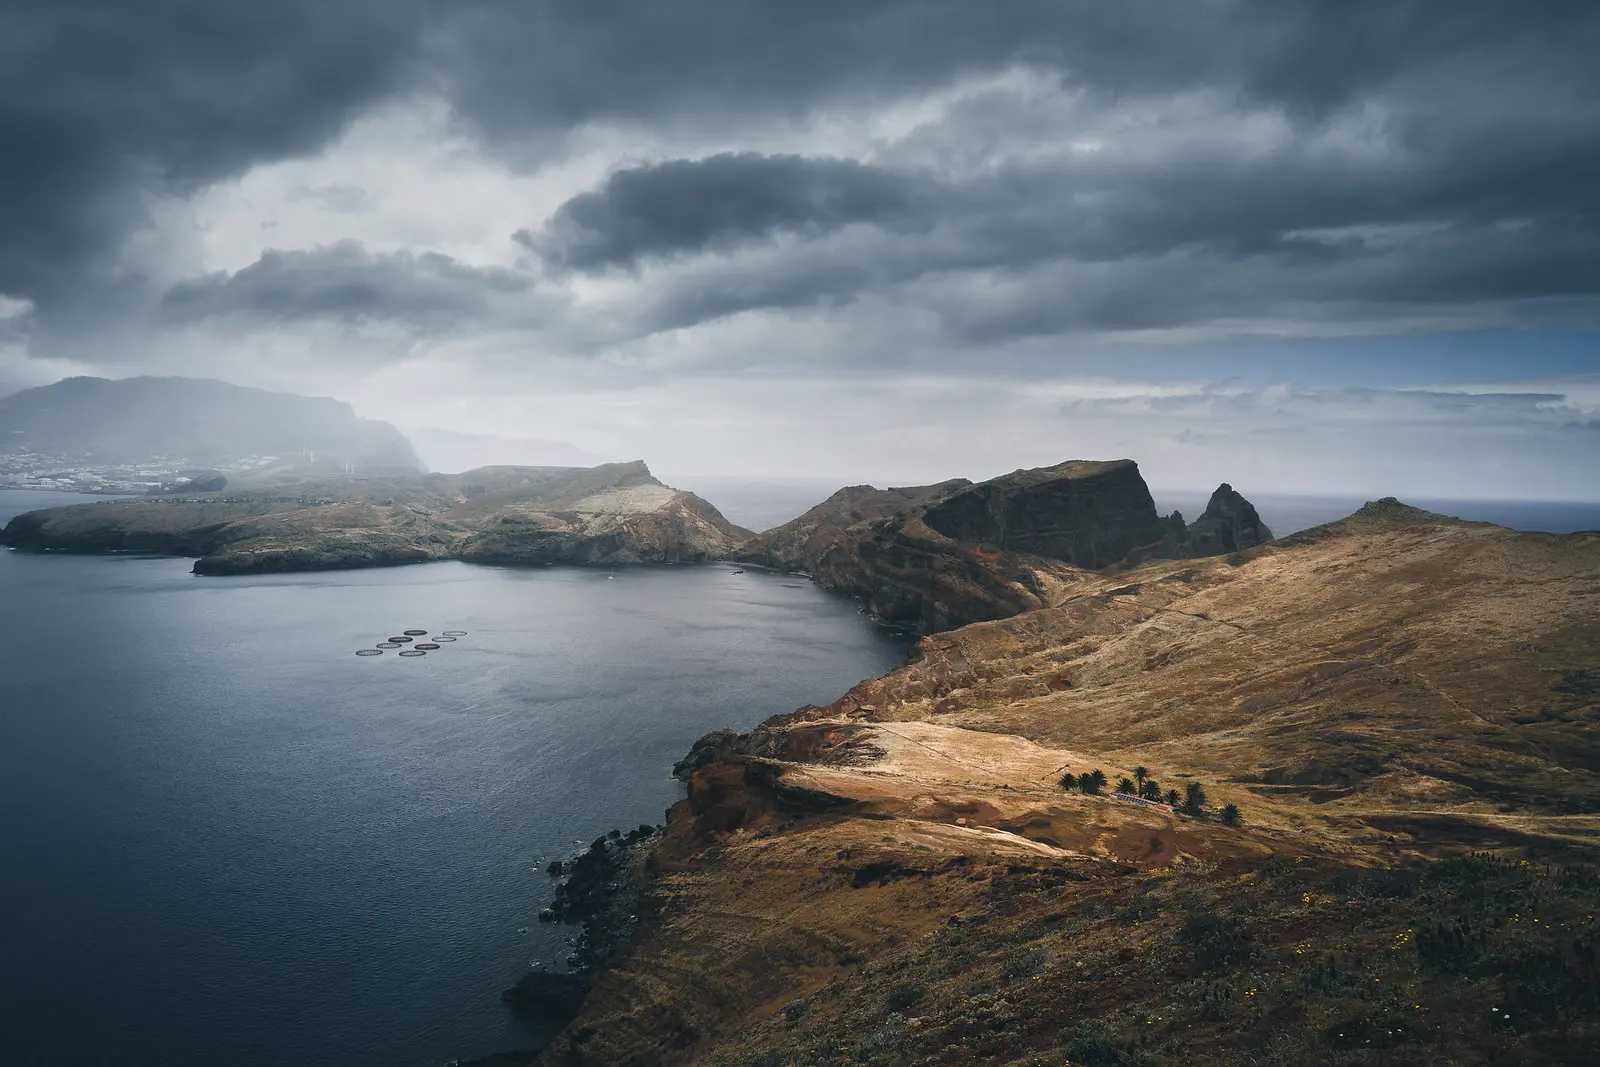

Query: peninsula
0;461;751;573
525;497;1599;1066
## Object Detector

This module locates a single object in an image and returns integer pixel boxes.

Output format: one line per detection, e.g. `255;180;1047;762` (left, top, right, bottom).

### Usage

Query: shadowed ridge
1277;496;1479;548
1353;495;1469;525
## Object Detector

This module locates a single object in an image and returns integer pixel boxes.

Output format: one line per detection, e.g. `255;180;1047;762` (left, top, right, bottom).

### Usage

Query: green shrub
1063;1018;1132;1066
885;982;925;1012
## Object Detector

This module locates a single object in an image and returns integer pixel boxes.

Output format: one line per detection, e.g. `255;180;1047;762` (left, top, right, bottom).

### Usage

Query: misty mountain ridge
0;376;422;471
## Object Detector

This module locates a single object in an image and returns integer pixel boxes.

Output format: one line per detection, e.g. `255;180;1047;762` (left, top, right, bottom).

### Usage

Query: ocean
2;482;1593;1066
0;490;912;1067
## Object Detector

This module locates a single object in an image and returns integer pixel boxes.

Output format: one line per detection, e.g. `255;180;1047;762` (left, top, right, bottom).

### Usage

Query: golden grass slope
534;500;1599;1066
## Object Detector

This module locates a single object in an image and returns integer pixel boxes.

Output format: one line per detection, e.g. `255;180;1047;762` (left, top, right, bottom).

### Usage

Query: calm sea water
0;491;911;1067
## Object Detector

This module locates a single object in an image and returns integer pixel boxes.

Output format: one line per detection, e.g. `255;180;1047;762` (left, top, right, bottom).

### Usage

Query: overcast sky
1;2;1597;497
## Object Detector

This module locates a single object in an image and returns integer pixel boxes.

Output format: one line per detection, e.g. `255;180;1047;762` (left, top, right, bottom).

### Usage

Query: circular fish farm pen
387;636;414;643
376;642;402;649
403;630;428;636
398;650;426;657
414;643;441;650
433;636;457;642
355;649;384;657
441;631;468;637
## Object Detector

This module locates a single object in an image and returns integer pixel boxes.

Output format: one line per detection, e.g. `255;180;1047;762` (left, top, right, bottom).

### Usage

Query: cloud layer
1;1;1596;495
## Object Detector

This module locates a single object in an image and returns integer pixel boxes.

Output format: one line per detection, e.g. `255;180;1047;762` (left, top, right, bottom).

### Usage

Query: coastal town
0;446;281;495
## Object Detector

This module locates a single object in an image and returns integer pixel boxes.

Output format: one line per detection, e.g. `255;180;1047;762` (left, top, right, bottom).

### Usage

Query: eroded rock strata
531;502;1599;1066
732;459;1272;632
0;461;751;574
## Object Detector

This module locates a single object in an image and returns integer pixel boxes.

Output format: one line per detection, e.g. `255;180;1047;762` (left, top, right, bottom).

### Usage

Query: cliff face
919;459;1168;567
0;461;751;575
532;507;1600;1067
732;460;1268;633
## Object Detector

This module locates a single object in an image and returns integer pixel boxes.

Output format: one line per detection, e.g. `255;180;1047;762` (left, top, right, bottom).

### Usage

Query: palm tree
1059;772;1078;791
1080;770;1108;795
1134;766;1149;791
1140;779;1162;801
1182;781;1209;816
1117;777;1138;796
1219;804;1243;827
1166;788;1181;807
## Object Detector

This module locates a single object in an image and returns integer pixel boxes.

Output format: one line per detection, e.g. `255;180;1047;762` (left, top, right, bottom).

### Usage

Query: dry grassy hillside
533;500;1600;1067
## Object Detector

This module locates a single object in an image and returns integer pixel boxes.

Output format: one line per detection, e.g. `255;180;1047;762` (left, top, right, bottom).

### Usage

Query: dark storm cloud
3;0;1598;345
159;243;532;326
0;0;427;314
438;1;1597;136
521;153;927;271
537;132;1600;341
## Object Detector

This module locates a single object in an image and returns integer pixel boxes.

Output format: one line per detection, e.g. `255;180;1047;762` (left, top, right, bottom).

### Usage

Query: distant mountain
0;376;422;471
405;427;612;473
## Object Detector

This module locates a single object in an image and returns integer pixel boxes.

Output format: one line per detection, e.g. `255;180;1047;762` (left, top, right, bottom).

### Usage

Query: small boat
731;568;745;574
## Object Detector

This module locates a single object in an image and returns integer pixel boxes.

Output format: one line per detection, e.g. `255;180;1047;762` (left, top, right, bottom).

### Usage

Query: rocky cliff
918;459;1169;565
1173;481;1274;557
732;459;1271;633
527;504;1600;1067
0;461;751;574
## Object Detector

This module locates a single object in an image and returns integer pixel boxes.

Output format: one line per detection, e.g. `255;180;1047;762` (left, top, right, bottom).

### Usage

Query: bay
0;491;911;1067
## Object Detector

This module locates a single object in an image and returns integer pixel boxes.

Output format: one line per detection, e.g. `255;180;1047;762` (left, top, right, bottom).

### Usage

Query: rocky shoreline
454;825;664;1066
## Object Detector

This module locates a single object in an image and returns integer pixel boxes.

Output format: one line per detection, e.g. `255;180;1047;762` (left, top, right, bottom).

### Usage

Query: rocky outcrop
728;478;971;572
458;488;746;566
919;459;1170;567
730;459;1268;633
1178;482;1273;556
0;461;751;575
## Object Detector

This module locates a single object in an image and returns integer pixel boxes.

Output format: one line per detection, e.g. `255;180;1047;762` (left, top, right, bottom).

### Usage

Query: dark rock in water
501;970;592;1020
494;824;661;1052
445;1050;545;1067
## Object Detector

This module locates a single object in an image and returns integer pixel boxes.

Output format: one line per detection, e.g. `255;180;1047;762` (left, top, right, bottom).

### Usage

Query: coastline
506;508;1600;1066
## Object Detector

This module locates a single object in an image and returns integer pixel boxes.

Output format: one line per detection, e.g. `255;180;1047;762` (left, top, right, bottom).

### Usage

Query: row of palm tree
1058;765;1243;825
